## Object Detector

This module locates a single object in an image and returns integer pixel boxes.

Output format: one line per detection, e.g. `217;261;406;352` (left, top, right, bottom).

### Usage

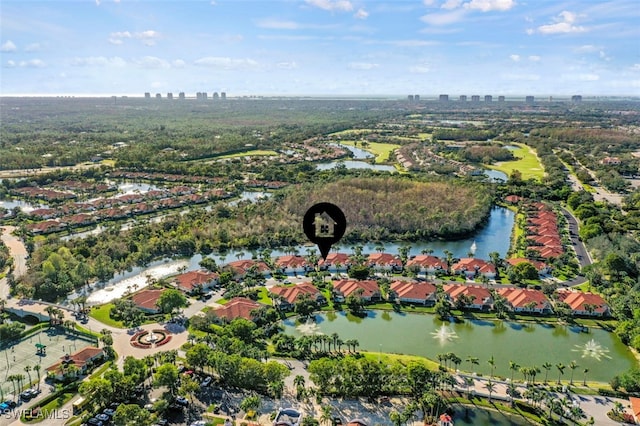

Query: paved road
0;226;28;300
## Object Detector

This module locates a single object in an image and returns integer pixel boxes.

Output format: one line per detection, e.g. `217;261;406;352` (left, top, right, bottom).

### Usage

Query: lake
283;311;636;383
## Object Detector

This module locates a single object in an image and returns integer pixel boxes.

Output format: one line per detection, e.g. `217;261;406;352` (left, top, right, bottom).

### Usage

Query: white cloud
172;59;186;68
5;60;16;68
277;61;298;69
348;62;379;70
509;54;520;62
135;56;170;69
421;9;467;25
537;11;586;34
631;64;640;71
354;8;369;19
528;55;541;62
71;56;126;67
1;40;17;52
502;73;540;81
25;43;41;52
305;0;354;12
442;0;463;10
18;59;46;68
464;0;515;12
194;57;260;70
390;39;440;47
423;0;437;5
561;73;600;82
576;45;598;53
108;30;160;45
256;19;300;29
409;64;431;73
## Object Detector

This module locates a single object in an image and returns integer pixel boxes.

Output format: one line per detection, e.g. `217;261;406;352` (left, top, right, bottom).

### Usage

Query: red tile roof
275;255;311;269
630;397;640;421
226;259;270;275
390;280;437;300
443;284;492;305
406;255;447;270
556;290;608;314
333;279;380;299
174;270;219;291
269;282;321;304
46;346;104;373
451;258;496;274
367;253;402;267
213;297;262;321
318;252;352;266
131;289;164;311
498;287;550;310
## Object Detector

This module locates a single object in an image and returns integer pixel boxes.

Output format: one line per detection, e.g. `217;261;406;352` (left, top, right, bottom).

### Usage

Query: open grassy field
89;303;125;328
338;140;401;163
486;142;545;181
360;351;440;370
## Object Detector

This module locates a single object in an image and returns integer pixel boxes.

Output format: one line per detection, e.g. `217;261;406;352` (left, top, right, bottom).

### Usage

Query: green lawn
23;392;75;423
485;142;545;181
256;286;273;305
360;351;440;370
88;303;125;328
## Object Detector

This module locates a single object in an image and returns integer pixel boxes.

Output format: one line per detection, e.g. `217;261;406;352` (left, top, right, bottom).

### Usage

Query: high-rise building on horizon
155;93;161;99
525;96;535;104
221;92;226;100
571;95;582;103
439;94;449;102
471;95;480;102
213;92;219;100
167;92;173;100
485;95;492;102
459;95;467;102
414;94;420;101
179;92;185;100
144;92;151;99
498;96;505;102
407;95;414;102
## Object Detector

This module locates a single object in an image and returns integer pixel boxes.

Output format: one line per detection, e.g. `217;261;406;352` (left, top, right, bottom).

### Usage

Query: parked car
201;376;212;387
103;408;116;417
175;396;189;406
96;413;110;422
86;418;104;426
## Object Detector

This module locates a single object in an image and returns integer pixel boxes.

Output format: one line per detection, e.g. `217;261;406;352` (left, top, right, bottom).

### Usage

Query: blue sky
1;0;639;97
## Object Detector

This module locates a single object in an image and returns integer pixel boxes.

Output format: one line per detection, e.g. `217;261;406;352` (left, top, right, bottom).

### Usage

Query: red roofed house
556;289;610;316
275;255;312;276
443;284;493;310
318;252;352;272
504;195;523;204
389;280;437;306
451;258;496;279
269;282;327;311
212;297;262;321
406;255;448;275
173;270;219;295
46;346;105;380
131;289;164;314
226;259;271;279
367;253;402;273
497;288;552;314
630;397;640;423
333;280;381;303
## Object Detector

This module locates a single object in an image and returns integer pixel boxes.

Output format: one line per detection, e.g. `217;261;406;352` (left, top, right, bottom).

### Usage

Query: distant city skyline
1;0;639;97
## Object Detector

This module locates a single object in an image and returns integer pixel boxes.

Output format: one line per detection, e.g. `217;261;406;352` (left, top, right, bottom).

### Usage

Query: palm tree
542;362;552;384
487;355;496;379
509;361;520;383
583;368;589;386
24;366;32;387
330;333;339;353
320;405;333;426
484;380;496;402
556;363;565;384
568;360;578;385
7;375;17;400
33;365;41;390
466;356;479;371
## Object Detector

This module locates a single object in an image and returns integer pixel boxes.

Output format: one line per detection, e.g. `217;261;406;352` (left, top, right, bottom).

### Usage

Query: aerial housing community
1;95;640;426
